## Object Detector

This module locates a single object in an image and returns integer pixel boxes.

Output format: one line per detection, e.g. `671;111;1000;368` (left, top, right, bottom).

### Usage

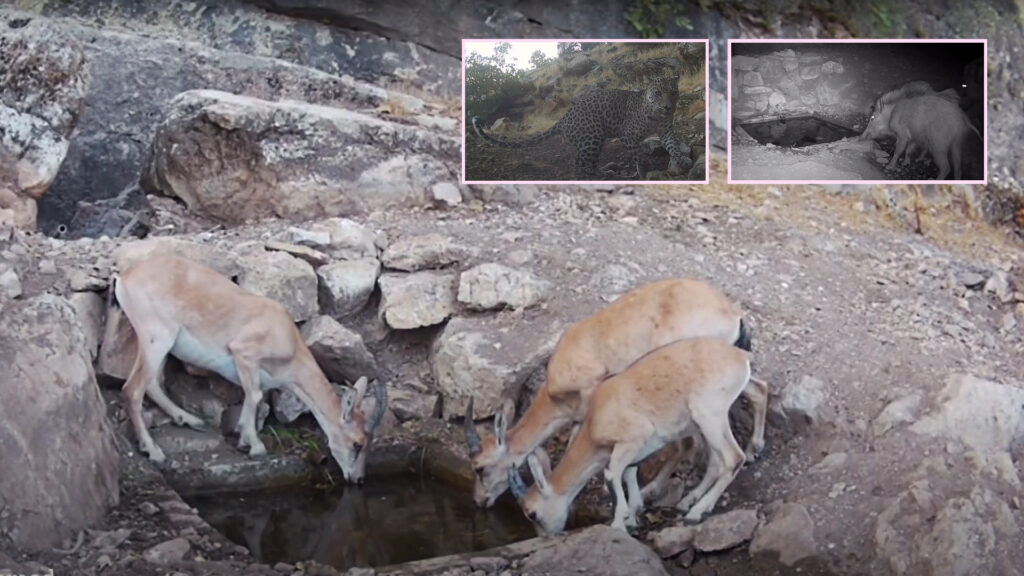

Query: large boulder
521;525;669;576
0;294;119;550
0;17;87;230
378;271;458;330
431;314;562;419
236;250;319;323
141;89;459;224
317;258;381;317
457;263;550;310
381;233;476;272
19;2;454;235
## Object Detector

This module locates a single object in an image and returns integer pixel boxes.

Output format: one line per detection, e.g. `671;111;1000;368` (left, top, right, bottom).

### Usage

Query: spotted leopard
471;77;685;179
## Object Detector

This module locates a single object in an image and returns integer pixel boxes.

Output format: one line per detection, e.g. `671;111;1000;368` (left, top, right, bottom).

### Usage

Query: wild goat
509;337;758;534
464;278;767;507
110;253;386;483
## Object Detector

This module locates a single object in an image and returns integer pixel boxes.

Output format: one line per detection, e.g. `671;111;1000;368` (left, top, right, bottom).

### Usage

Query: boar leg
887;131;910;171
932;142;952;180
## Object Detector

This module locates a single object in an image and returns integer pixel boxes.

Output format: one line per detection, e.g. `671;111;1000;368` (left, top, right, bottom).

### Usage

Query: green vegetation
465;42;533;122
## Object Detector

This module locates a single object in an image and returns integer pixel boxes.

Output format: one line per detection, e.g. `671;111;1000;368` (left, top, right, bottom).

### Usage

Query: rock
138;502;160;516
389;381;439;421
564;54;597;77
749;502;818;566
650;525;697;558
38;259;57;274
28;0;453;234
521;525;669;576
693;509;759;552
237;249;318;322
303;218;383;260
469;556;506;572
264;240;330;267
876;485;1019;576
431;315;562;419
114;237;242;278
221;401;270;436
0;263;22;299
1017;303;1024;318
142;90;457;224
872;393;922;437
150;427;227;456
778;375;826;428
317;258;381;317
300;316;379;383
589;263;638;296
0;295;119;550
910;374;1024;454
381;234;476;271
69;291;105;361
732;55;758;71
378;271;457;330
984;271;1012;302
270;389;310;425
68;268;108;291
165;365;242;428
287;226;331;248
809;452;848;475
142;537;191;564
687;154;706;180
0;17;87;230
957;270;986;288
431;182;463;206
97;303;138;382
64;183;152;239
457;263;550;310
1000;312;1017;332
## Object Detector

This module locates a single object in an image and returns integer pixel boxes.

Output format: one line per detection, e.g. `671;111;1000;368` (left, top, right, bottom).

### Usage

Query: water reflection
187;474;537;570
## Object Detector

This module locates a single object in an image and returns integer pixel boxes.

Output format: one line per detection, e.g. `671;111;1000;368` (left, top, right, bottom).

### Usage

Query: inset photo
728;40;985;184
462;40;708;184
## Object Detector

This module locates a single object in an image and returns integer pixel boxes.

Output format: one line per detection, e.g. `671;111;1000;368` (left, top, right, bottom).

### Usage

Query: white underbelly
171;329;275;389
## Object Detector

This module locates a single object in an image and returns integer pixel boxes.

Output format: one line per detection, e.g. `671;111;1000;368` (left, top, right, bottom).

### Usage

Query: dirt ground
1;152;1022;575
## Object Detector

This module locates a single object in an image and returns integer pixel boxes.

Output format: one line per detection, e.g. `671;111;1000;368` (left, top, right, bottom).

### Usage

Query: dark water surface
740;115;858;148
186;474;537;570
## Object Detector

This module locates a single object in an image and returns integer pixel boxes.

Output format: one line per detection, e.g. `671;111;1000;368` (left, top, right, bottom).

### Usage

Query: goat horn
464;398;482;457
365;380;388;433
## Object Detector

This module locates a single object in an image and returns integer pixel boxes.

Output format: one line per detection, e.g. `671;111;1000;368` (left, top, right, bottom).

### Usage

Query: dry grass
645;154;1023;267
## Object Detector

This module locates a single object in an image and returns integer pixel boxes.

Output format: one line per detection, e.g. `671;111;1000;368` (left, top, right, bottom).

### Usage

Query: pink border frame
461;39;711;186
726;38;988;185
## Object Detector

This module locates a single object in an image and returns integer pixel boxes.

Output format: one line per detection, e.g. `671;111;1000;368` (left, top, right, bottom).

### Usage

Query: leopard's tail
471;116;561;148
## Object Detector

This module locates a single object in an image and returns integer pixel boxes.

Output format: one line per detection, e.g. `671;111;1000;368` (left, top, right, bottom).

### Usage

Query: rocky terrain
1;1;1023;576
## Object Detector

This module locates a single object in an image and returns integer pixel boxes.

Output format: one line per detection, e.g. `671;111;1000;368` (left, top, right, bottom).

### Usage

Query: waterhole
186;473;537;570
740;115;858;148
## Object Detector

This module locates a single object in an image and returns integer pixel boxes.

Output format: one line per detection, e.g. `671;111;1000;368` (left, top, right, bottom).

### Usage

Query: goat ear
527;453;552;496
531;447;553;478
353;376;369;404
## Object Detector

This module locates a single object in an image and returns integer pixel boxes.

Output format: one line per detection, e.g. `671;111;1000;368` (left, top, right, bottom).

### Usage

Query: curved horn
464;398;482;457
508;464;528;503
365;380;388;433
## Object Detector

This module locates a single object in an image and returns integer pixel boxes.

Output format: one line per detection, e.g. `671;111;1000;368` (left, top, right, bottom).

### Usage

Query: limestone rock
300;315;378;383
237;250;319;322
142;90;458;224
378;271;457;330
521;525;669;576
0;295;119;550
431;315;562;419
457;263;550;310
68;291;105;361
778;375;826;429
872;393;922;437
317;258;381;317
431;182;463;206
114;237;242;278
749;502;818;566
0;18;87;230
876;485;1019;576
651;525;697;558
693;509;759;552
142;537;191;564
295;217;383;260
381;234;476;271
0;262;22;299
389;380;439;421
910;374;1024;454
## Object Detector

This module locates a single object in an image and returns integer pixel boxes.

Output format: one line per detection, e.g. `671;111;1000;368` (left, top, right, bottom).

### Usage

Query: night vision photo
463;40;707;182
729;41;984;182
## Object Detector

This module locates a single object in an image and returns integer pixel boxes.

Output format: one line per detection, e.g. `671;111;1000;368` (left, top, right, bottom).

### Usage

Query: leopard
471;77;687;179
